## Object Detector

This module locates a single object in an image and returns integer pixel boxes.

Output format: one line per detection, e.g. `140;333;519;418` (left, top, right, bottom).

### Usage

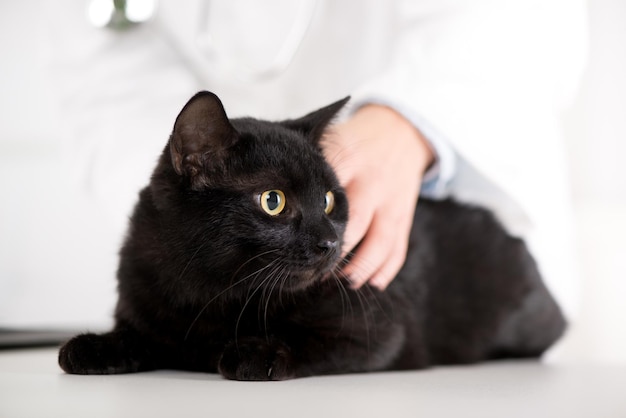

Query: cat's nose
316;239;339;255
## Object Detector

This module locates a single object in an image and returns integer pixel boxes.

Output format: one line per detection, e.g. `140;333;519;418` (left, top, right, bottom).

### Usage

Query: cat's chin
277;256;341;292
283;268;331;292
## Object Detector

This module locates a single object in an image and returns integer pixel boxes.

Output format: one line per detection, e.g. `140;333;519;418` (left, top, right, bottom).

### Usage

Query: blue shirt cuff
348;96;456;199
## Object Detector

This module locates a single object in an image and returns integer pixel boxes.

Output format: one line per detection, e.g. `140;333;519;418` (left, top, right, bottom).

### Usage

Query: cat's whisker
257;261;281;320
234;259;284;347
360;281;395;325
242;255;282;301
351;285;372;360
333;254;397;359
184;252;281;341
230;249;282;286
277;264;290;309
176;240;209;282
329;269;352;336
262;263;288;340
331;262;379;360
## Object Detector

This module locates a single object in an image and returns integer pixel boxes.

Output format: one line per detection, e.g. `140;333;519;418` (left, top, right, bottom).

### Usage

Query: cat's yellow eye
324;191;335;215
260;190;286;216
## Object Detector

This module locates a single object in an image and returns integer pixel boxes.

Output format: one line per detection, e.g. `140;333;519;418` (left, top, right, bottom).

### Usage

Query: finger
367;200;415;290
368;236;409;291
344;190;418;289
342;212;397;288
341;181;374;256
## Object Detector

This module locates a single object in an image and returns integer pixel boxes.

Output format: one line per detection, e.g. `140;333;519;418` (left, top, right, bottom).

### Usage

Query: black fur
59;92;566;380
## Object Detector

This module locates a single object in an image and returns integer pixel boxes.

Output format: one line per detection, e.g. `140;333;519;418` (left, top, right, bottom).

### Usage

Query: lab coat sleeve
350;0;588;214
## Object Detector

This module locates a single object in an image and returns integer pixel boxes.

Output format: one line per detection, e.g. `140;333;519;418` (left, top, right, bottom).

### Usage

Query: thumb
340;180;374;256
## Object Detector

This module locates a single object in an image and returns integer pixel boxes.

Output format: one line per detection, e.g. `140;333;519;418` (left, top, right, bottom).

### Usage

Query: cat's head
148;92;350;295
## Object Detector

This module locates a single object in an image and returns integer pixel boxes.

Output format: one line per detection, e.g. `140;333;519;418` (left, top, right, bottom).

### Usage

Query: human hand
323;104;434;290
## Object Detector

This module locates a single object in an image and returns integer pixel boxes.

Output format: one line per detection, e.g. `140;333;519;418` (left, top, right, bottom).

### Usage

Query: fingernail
369;276;388;291
371;281;386;291
347;275;363;290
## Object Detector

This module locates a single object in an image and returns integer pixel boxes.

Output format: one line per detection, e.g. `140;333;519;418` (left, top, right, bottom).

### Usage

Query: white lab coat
39;0;586;327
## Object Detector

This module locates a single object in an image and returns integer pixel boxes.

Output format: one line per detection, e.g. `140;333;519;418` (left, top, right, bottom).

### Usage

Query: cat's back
389;198;565;366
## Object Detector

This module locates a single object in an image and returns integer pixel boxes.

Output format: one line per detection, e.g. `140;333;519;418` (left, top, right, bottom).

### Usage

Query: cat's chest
180;298;301;340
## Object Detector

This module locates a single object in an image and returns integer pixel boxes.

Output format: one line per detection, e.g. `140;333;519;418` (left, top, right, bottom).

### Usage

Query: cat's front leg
218;337;295;381
59;328;155;375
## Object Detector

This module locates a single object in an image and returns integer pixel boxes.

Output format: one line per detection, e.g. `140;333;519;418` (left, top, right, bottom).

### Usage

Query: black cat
58;92;566;380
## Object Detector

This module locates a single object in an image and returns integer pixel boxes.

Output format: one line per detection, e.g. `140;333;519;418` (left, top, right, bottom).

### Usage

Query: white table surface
1;348;625;418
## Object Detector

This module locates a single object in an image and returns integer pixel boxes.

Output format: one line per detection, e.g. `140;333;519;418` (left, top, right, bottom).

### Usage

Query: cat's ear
169;91;237;181
282;96;350;144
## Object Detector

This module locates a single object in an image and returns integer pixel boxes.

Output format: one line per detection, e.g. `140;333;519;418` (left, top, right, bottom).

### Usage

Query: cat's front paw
58;332;145;375
218;337;295;381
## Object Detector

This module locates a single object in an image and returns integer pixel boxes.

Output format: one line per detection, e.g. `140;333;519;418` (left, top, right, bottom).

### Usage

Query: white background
0;0;624;364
